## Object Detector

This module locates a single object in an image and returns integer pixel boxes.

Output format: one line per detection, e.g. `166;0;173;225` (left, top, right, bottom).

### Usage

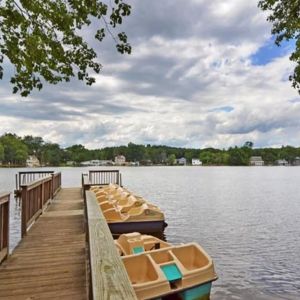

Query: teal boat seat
161;264;182;282
133;246;144;254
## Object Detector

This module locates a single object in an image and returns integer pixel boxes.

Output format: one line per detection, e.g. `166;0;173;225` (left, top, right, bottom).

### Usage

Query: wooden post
51;173;54;199
3;198;9;258
0;193;10;265
0;205;2;250
120;173;123;187
15;173;18;193
40;179;44;211
21;186;27;238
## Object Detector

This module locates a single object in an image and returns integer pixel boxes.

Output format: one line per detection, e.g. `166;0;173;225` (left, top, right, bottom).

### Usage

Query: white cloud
0;0;299;149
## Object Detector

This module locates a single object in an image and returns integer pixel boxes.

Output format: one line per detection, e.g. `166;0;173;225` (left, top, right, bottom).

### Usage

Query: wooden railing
84;191;137;300
21;173;61;237
16;171;54;190
82;170;122;197
0;193;10;265
52;172;62;196
88;170;122;186
15;171;55;198
82;173;90;197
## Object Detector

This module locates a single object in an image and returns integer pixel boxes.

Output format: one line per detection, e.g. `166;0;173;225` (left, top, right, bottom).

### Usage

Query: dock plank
0;188;87;300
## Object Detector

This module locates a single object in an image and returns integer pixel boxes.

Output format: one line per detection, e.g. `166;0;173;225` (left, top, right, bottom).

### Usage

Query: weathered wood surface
0;193;10;265
0;188;86;300
21;175;55;237
85;191;137;300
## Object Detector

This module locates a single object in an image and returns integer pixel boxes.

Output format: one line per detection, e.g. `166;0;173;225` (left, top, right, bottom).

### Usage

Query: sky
0;0;299;150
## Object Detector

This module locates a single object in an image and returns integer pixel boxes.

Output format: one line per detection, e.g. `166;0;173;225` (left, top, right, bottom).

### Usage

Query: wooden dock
0;188;86;300
0;170;137;300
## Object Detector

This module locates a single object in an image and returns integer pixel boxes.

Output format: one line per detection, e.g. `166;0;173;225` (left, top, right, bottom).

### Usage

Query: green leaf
0;0;132;96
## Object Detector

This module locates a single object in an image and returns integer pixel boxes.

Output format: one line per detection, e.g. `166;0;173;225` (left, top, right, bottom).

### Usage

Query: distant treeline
0;133;300;166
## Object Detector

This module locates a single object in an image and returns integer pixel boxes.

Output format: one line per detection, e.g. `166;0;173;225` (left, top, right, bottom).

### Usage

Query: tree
278;145;298;163
167;154;176;165
42;143;62;165
0;0;131;96
184;149;200;164
0;143;4;162
127;142;145;162
0;133;28;164
22;135;44;161
260;148;277;165
243;141;253;148
199;150;214;165
228;146;249;166
65;144;91;163
258;0;300;93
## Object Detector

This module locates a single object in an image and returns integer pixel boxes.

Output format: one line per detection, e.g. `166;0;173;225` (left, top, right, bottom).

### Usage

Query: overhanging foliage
258;0;300;94
0;0;131;96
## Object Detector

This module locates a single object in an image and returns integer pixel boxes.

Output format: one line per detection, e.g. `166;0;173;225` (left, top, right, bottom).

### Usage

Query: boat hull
179;281;212;300
108;220;167;234
148;281;212;300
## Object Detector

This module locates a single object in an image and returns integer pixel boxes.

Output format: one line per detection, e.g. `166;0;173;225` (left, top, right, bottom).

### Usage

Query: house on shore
293;157;300;166
275;159;289;166
66;161;76;166
176;157;187;165
249;156;264;166
80;160;113;166
115;155;126;165
192;158;202;166
26;155;40;167
140;160;153;166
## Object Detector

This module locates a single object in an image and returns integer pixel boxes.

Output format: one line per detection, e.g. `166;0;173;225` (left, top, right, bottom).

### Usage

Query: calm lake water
1;166;299;300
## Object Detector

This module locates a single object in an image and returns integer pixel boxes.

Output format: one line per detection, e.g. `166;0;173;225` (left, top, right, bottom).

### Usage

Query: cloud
0;0;299;149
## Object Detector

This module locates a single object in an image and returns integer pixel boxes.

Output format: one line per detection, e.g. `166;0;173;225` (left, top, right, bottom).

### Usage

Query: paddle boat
115;232;171;256
103;203;167;234
100;195;159;214
120;236;217;300
91;184;167;234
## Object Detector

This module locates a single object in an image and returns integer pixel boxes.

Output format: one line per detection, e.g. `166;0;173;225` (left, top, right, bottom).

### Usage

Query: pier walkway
0;170;136;300
0;188;86;300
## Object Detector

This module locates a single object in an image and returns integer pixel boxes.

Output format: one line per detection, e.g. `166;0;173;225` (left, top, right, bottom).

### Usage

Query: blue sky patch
209;106;234;113
289;98;300;103
251;38;295;66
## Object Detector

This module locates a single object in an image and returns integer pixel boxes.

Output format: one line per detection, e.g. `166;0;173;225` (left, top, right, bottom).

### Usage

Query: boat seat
111;192;130;203
99;201;114;212
103;208;125;221
132;246;144;254
96;194;109;203
127;203;149;216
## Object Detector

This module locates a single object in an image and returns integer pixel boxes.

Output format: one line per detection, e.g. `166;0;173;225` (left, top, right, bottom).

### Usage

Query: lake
1;166;299;299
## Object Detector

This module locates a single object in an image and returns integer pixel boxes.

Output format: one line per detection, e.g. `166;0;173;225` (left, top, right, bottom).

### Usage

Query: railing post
21;186;28;238
51;173;54;199
119;173;123;187
0;193;10;265
15;174;18;193
40;179;44;211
